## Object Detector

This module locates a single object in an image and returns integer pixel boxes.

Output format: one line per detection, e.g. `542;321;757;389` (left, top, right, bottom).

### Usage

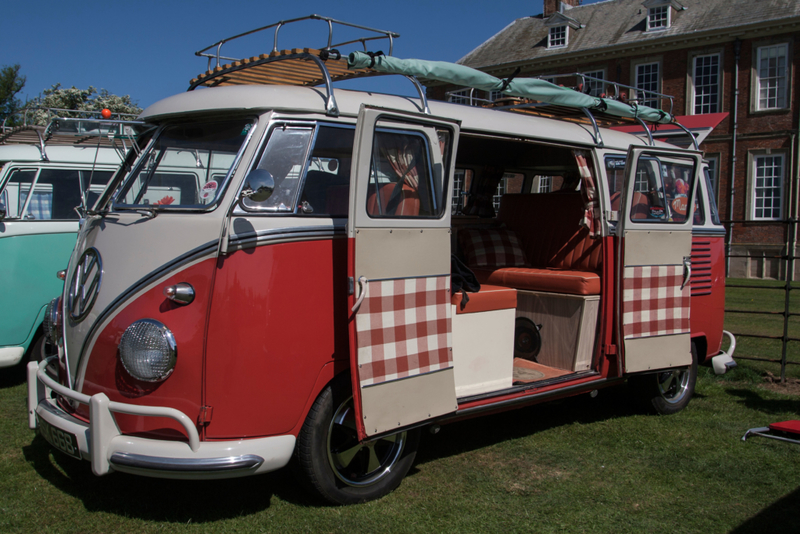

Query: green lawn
0;281;797;533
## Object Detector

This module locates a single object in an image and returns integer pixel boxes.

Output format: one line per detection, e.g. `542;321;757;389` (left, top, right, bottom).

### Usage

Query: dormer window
647;5;669;30
642;0;685;32
549;26;567;48
544;12;581;50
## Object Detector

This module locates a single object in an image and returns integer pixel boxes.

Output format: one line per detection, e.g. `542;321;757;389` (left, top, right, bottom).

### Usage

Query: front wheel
631;342;698;415
294;374;420;505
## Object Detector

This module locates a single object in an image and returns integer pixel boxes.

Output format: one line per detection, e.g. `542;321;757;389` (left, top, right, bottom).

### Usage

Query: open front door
617;146;702;374
348;106;460;440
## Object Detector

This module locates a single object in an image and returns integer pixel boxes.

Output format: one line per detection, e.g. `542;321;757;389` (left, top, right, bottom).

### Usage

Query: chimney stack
543;0;582;17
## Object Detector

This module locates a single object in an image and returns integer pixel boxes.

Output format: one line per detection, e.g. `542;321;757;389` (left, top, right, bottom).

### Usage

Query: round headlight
119;319;177;382
43;297;62;344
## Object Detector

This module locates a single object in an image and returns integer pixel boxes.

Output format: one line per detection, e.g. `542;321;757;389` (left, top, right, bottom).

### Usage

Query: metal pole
781;219;794;383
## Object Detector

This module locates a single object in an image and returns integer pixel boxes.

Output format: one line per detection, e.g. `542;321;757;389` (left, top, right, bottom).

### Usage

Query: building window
635;62;660;108
549;26;567;49
449;89;475;106
757;44;788;110
647;6;670;30
538;175;553;193
751;154;784;220
582;70;605;97
693;54;720;114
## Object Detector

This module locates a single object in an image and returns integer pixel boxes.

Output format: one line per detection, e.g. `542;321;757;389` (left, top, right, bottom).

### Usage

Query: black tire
28;333;56;364
294;374;420;505
631;342;698;415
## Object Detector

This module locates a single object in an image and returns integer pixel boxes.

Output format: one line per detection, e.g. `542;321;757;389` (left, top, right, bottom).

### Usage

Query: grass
0;279;797;533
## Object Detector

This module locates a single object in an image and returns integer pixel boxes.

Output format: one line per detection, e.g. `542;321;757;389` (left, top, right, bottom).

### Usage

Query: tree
23;84;142;125
0;64;26;127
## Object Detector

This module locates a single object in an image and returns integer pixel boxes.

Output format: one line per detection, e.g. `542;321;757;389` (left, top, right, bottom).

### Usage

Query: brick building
428;0;800;279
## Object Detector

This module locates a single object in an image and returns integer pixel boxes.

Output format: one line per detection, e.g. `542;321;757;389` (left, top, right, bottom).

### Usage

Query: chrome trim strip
692;228;727;237
110;452;264;473
227;224;346;250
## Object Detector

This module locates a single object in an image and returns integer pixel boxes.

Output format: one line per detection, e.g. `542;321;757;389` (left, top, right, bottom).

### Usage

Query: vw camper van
27;17;735;504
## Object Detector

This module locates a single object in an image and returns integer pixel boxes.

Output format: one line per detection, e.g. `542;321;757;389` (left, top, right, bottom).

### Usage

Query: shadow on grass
726;388;800;415
414;383;643;468
0;359;27;389
22;436;321;522
730;486;800;534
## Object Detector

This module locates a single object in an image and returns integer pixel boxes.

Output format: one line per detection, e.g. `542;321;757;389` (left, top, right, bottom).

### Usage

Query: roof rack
190;15;404;115
0;108;143;162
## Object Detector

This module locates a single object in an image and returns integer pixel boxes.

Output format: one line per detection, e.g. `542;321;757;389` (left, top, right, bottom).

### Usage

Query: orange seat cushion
452;284;517;314
473;266;601;296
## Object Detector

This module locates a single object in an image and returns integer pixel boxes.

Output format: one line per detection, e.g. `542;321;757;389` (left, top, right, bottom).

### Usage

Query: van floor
512;358;572;384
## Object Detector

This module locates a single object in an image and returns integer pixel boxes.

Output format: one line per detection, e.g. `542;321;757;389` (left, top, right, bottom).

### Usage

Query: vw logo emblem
68;248;103;322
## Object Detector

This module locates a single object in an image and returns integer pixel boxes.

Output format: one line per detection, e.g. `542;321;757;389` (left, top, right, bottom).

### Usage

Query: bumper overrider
27;359;295;479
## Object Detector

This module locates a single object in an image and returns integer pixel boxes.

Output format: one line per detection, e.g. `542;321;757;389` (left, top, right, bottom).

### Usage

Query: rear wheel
295;374;420;505
631;342;698;415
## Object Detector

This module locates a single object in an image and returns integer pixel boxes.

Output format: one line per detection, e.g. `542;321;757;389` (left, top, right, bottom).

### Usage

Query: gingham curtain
574;150;600;238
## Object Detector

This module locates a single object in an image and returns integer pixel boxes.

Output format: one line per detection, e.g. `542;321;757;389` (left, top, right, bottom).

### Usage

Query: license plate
37;415;81;459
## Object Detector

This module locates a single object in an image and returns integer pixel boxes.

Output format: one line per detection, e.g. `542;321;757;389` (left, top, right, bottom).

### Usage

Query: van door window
4;168;37;218
297;126;354;217
243;125;314;212
367;130;442;218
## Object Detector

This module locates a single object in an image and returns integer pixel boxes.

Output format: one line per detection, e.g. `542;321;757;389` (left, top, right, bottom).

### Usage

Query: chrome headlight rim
43;297;62;344
118;319;177;383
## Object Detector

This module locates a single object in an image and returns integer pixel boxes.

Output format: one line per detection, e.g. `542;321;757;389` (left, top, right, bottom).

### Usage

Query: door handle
681;256;691;291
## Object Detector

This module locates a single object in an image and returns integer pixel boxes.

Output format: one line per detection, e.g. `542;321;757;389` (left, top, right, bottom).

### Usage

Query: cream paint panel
623;229;691;266
0;347;25;368
624;334;692;373
451;306;515;397
360;368;457;436
355;228;450;281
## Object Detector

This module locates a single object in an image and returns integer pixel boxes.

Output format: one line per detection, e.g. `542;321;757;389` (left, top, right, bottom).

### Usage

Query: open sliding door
348;105;460;440
617;146;702;374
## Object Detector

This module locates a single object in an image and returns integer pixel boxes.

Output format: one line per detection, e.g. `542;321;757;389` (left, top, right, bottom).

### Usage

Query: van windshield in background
115;119;253;209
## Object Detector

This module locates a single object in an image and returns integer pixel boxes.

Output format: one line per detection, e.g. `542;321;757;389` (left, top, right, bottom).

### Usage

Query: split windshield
115;119;253;209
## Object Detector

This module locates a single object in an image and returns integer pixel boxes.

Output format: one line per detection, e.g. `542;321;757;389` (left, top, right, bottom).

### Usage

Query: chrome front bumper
27;359;295;479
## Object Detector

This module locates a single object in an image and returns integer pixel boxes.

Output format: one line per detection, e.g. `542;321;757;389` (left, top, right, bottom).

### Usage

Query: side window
297;126;354;217
629;155;695;223
33;169;82;220
704;165;721;225
367;130;442;218
244;126;313;212
3;168;37;218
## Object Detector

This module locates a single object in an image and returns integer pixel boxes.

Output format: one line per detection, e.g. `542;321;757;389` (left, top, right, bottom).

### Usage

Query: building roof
458;0;800;72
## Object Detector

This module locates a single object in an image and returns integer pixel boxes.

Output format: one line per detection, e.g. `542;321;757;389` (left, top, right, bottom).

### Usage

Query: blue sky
2;0;604;110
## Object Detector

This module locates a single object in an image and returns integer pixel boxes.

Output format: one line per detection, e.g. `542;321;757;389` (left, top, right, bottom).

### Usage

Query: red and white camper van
28;16;735;505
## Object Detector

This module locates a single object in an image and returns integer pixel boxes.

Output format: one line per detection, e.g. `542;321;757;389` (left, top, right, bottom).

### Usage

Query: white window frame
749;152;785;221
633;60;661;108
691;53;721;115
548;25;567;49
647;6;670;31
755;43;789;111
537;175;553;193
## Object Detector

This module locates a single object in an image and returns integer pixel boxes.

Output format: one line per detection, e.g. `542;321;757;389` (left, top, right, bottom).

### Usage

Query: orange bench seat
472;266;601;296
451;284;517;314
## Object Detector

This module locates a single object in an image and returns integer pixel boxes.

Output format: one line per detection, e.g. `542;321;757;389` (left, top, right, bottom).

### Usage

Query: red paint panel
78;258;216;439
690;236;726;359
204;238;348;439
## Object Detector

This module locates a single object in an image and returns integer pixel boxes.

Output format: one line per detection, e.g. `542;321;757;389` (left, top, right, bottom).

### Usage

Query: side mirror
240;169;274;205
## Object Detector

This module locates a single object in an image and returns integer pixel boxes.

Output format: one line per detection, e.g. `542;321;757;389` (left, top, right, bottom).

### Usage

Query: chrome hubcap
656;368;690;404
327;397;406;487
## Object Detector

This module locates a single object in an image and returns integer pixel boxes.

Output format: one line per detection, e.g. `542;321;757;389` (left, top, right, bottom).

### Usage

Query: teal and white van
0;114;136;368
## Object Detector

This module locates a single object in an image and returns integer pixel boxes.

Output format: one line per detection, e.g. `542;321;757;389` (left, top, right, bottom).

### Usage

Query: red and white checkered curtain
379;136;420;190
355;276;452;387
622;265;690;339
574;150;600;238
